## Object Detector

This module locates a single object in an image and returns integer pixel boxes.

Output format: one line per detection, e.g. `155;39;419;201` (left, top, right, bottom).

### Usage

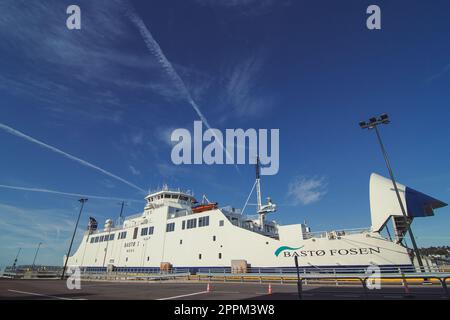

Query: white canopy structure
370;173;447;238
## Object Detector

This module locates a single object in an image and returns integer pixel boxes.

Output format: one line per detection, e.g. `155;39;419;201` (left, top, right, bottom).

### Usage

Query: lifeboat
192;202;218;213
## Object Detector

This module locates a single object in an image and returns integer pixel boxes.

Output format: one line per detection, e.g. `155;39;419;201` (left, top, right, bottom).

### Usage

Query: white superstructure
65;169;447;272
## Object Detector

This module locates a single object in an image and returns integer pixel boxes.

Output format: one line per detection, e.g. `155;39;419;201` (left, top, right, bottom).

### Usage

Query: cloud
426;64;450;83
0;202;78;266
0;184;143;203
125;3;237;168
129;165;141;176
0;0;164;122
288;176;328;205
0;122;146;194
221;52;273;118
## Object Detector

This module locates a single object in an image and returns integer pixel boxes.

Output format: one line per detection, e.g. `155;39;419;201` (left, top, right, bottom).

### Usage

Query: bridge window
187;218;197;229
141;227;148;236
182;220;186;230
133;227;139;239
148;226;154;235
166;222;175;232
100;235;104;242
199;216;209;227
109;234;115;241
219;220;224;227
118;231;127;240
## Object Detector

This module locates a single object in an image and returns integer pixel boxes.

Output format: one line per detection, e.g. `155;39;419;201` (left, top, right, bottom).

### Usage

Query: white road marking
8;289;72;300
334;294;360;298
157;290;209;300
8;289;85;300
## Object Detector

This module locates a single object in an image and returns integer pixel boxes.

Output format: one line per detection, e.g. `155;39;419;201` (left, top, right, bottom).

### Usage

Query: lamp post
31;242;42;270
61;198;88;280
12;248;21;270
359;114;424;271
118;201;126;224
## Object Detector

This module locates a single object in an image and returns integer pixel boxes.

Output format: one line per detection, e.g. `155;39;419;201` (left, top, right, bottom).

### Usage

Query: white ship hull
65;173;446;272
66;209;412;271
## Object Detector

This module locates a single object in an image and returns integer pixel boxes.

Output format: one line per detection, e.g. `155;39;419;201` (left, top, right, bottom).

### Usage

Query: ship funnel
369;173;447;234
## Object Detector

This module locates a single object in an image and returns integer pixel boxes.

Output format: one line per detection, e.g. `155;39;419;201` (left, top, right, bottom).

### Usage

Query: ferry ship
65;162;447;272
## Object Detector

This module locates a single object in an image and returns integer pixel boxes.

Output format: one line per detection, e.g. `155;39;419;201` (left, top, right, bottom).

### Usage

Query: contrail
0;184;144;203
124;3;237;168
0;123;147;194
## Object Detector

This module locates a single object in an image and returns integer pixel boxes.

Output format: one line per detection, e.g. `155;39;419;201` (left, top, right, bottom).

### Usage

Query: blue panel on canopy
405;187;447;218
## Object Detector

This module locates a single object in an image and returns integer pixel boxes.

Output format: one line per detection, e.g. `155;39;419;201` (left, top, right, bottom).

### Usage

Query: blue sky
0;0;449;268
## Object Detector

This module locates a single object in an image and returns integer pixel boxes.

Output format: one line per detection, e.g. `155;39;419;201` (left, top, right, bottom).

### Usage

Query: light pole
359;114;424;271
31;242;42;270
118;201;126;224
61;198;88;280
12;248;21;270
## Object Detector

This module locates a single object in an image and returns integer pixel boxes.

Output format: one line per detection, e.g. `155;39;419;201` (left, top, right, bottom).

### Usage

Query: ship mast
256;156;262;213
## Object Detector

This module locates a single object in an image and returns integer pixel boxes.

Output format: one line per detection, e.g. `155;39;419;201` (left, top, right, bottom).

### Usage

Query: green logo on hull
274;245;304;257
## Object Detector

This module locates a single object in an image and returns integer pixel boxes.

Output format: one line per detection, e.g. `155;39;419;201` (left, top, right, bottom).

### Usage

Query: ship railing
79;267;190;275
77;267;191;281
304;227;370;239
195;265;447;276
124;212;144;221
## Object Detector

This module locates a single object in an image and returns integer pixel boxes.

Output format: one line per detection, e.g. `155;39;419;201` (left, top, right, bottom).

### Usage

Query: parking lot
0;279;448;300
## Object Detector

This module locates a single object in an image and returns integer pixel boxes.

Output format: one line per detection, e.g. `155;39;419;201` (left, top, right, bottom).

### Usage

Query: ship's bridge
144;186;197;209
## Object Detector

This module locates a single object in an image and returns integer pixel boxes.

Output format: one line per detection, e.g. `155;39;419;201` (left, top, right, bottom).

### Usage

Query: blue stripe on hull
80;264;415;274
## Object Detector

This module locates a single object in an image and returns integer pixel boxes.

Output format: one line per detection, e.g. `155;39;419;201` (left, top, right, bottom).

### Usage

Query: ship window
148;226;154;235
180;196;188;201
110;234;115;241
166;222;175;232
171;194;178;199
90;238;94;243
118;231;127;240
199;254;202;260
95;237;99;243
164;194;171;198
219;220;224;227
141;227;148;236
187;218;197;229
219;253;222;259
213;236;216;241
180;239;183;245
182;220;186;230
133;227;139;239
199;216;210;227
147;257;149;261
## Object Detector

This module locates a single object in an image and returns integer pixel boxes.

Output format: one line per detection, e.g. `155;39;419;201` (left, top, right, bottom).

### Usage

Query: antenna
255;156;277;231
